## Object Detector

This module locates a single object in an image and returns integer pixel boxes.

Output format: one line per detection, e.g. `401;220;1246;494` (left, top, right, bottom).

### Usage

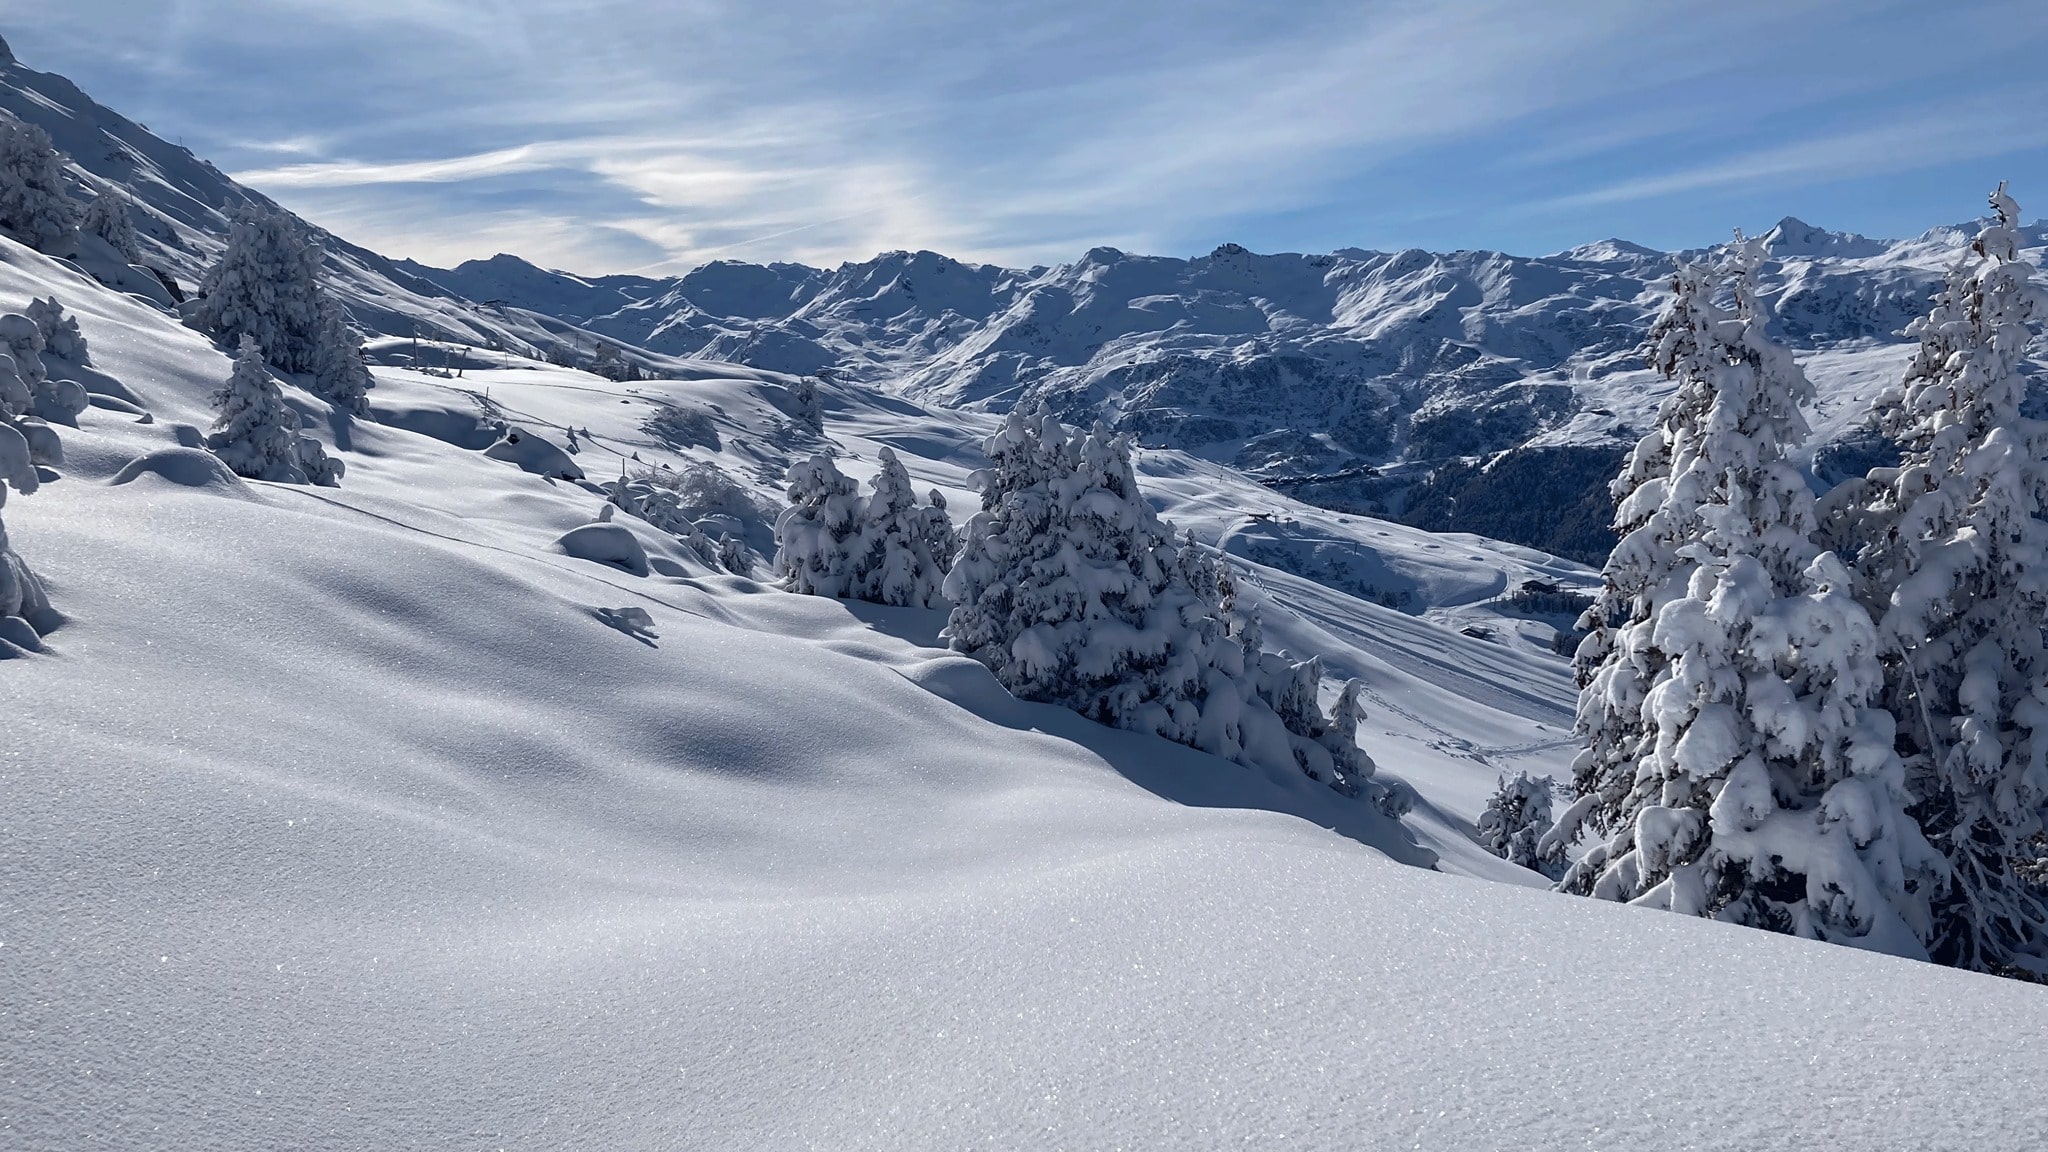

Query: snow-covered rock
483;425;584;480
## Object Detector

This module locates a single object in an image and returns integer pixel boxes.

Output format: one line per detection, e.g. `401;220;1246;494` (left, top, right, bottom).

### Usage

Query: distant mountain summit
1555;238;1665;263
1760;216;1888;259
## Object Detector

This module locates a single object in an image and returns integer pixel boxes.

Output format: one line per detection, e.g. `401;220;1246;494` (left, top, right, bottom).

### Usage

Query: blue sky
7;1;2048;274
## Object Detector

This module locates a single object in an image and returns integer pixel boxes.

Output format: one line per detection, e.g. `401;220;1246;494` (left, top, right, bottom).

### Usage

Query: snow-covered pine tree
944;412;1221;741
591;341;630;382
1479;772;1563;877
1213;548;1375;796
774;452;865;597
208;336;304;481
921;487;960;572
1559;239;1940;954
1321;677;1376;795
1842;184;2048;975
0;115;76;253
791;376;823;433
190;206;327;370
848;447;952;608
1563;256;1720;848
942;410;1379;797
309;298;371;415
79;186;140;263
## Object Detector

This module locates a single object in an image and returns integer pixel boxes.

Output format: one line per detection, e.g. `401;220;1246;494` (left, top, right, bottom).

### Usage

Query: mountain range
8;31;2045;564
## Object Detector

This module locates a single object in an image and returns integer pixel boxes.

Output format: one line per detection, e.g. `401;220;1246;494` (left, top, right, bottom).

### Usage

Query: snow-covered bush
207;335;339;486
0;311;44;389
716;533;755;575
0;415;51;636
296;429;343;487
1560;240;1940;955
0;307;59;637
774;452;864;597
603;471;719;564
80;186;140;263
943;409;1380;797
1831;184;2048;974
0;308;84;427
1478;772;1563;878
669;459;775;526
0;115;77;253
26;296;87;364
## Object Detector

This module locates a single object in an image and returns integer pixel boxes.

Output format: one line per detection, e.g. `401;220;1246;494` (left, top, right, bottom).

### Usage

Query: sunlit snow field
6;235;2048;1151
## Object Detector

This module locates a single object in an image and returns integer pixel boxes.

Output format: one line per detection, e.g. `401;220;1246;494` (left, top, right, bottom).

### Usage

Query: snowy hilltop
4;30;2047;1152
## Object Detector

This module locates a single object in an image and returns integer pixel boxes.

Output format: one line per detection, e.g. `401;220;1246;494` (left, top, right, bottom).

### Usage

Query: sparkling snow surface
6;239;2048;1150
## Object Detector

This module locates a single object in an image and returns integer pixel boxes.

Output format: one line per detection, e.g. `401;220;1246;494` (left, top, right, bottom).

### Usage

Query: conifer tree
791;375;823;433
942;409;1380;797
774;453;864;596
921;487;960;572
1560;240;1939;954
0;115;76;253
848;447;954;608
309;298;371;415
193;206;328;374
944;412;1219;740
1842;184;2048;974
79;186;140;263
208;336;304;482
1479;772;1562;877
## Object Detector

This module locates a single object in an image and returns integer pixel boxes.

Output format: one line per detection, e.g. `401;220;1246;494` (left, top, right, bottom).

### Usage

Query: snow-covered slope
7;225;2048;1151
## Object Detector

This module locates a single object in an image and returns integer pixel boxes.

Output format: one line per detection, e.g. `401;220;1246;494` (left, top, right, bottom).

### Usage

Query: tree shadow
840;599;1438;870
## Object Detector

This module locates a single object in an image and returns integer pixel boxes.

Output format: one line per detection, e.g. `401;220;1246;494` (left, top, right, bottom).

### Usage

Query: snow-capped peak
1759;215;1887;259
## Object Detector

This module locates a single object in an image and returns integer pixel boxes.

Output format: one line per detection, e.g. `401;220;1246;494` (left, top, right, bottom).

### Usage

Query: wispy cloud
1537;96;2048;212
9;0;2048;272
237;144;567;188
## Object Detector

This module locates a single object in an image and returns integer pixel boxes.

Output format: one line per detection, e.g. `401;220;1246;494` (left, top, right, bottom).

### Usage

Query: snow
2;42;2047;1151
6;218;2046;1148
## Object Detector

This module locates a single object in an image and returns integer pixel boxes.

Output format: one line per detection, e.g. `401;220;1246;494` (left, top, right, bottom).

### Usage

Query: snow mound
109;445;247;492
483;424;583;480
556;520;650;576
